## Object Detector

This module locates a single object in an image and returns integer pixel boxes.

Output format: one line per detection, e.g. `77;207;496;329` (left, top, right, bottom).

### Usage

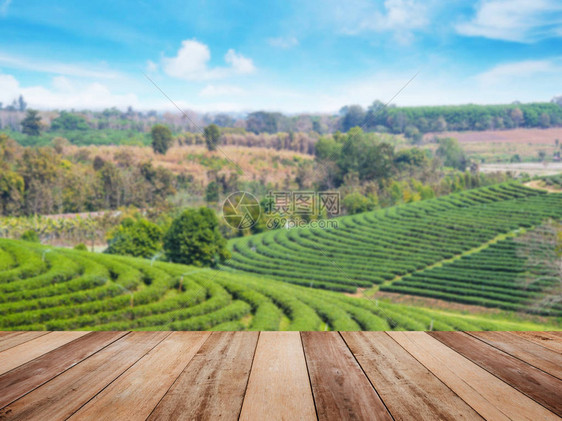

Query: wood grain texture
0;331;127;409
239;331;316;421
342;331;482;421
0;331;88;375
0;332;50;353
389;331;558;421
69;332;210;421
430;331;562;416
468;331;562;380
302;331;392;421
147;331;259;421
512;331;562;353
0;331;168;421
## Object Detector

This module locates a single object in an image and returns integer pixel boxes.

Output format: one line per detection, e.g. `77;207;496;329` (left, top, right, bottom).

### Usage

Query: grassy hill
225;182;562;315
1;181;561;331
0;238;557;331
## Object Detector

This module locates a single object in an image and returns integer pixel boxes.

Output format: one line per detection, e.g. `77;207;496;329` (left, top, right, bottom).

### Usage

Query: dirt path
525;180;562;193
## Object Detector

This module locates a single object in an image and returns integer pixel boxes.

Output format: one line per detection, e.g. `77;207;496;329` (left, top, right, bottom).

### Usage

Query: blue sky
0;0;561;113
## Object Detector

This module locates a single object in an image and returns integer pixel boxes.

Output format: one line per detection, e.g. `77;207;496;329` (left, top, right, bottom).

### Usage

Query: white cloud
319;0;430;42
0;52;119;79
456;0;562;42
0;73;139;110
475;60;560;85
162;39;256;81
200;84;244;97
267;36;299;49
146;59;158;73
0;0;11;16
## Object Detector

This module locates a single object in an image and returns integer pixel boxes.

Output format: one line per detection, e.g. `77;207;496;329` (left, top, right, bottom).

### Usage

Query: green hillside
226;182;562;315
1;181;561;331
0;238;557;331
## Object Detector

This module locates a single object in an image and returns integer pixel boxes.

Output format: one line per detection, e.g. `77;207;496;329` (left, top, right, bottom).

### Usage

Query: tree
204;124;221;151
105;218;163;258
151;124;173;154
18;95;27;112
436;137;467;171
50;111;89;131
21;110;42;136
343;192;376;215
340;105;365;132
205;180;220;202
163;207;230;267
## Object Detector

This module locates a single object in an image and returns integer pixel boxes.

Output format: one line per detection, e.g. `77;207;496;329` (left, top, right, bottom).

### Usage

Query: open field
0;237;557;331
67;144;313;186
480;162;562;176
424;127;562;163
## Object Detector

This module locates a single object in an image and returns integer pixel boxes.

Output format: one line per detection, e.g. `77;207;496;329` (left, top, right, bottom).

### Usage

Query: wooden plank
0;331;168;421
468;331;562;380
0;332;50;353
147;331;259;421
301;331;392;421
68;332;210;421
430;331;562;416
342;331;483;420
0;332;23;340
0;331;127;409
239;331;316;421
389;331;558;421
0;331;89;375
513;331;562;353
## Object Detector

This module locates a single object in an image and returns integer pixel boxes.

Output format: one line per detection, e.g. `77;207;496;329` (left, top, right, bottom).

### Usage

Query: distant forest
1;95;561;148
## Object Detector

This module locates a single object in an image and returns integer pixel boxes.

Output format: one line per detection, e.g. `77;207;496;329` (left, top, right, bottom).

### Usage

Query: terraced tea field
382;237;562;316
0;238;555;331
226;182;562;315
1;181;561;330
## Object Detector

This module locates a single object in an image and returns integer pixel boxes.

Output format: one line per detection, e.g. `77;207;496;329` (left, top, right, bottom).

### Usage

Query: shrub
163;207;230;267
21;230;39;243
105;218;163;258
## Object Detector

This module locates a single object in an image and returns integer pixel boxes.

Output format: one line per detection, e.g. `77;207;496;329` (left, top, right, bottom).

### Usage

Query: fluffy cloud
162;39;255;81
0;73;139;110
456;0;562;42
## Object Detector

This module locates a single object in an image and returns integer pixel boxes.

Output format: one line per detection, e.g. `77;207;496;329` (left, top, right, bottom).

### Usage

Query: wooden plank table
0;331;560;420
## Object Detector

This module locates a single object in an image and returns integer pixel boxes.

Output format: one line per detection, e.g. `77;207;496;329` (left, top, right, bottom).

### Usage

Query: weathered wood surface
0;331;559;421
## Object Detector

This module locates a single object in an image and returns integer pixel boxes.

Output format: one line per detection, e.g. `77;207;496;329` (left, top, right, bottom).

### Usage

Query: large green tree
151;124;173;155
163;207;230;267
21;110;42;136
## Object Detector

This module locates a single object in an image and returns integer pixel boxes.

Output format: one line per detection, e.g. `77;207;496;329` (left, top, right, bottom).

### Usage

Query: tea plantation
1;181;561;331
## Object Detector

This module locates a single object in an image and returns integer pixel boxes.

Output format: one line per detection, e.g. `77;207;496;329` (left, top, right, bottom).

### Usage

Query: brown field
65;144;313;186
424;127;562;163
